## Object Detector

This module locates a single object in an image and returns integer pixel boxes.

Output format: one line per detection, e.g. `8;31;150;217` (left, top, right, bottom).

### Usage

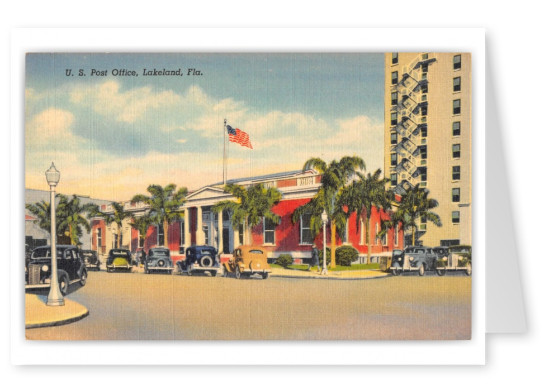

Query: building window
421;124;428;138
391;91;398;105
420;167;427;181
391;112;398;126
374;222;379;244
263;218;276;245
300;214;313;245
96;228;102;249
452;211;460;224
420;216;427;231
381;231;387;246
180;219;186;246
453;99;461;115
343;219;349;243
157;224;164;246
391;153;397;166
391;71;398;85
139;235;145;248
112;233;119;249
392;52;398;64
453;121;461;136
453;54;461;70
238;223;244;246
390;173;397;186
390;132;397;145
421;105;428;116
359;219;365;245
453;77;461;92
452;166;461;180
453;144;461;159
394;225;399;246
452;188;460;202
419;145;428;160
421;83;428;94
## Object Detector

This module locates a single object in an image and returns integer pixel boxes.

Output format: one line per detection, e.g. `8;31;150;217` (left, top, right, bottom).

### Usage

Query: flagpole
223;119;227;185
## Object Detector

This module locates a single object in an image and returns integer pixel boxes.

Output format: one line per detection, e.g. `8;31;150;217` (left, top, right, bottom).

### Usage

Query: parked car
223;245;271;279
390;246;437;276
435;245;472;276
106;248;133;272
432;246;449;276
81;249;100;271
176;245;219;277
25;245;87;295
145;247;173;274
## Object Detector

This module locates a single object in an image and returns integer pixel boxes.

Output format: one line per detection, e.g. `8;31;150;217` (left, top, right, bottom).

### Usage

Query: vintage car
435;245;472;276
223;245;271;279
106;248;133;272
25;245;87;295
176;245;219;277
390;246;437;276
145;247;173;274
81;249;100;271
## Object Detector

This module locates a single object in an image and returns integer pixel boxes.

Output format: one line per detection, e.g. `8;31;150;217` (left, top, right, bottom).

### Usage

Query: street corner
25;293;89;329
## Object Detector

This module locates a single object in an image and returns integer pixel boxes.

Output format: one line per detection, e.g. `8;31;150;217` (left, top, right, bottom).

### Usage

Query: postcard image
24;52;472;341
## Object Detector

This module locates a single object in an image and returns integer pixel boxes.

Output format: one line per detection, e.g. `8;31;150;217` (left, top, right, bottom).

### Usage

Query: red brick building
90;169;404;263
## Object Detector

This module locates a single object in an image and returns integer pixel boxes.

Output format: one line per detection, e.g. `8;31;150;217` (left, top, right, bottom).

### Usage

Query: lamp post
45;162;64;306
321;210;328;275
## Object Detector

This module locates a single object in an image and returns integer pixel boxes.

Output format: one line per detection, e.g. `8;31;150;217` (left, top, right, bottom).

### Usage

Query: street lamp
321;210;328;275
45;162;64;306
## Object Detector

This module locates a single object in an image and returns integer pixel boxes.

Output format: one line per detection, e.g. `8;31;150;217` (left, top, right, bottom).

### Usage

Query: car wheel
79;269;88;286
262;273;269;280
418;263;425;276
187;266;192;276
391;263;400;276
235;268;241;279
465;263;472;276
222;267;228;278
58;273;69;296
200;255;214;268
436;269;446;276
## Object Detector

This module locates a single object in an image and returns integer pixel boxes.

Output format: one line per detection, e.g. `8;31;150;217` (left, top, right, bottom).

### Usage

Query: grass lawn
271;263;380;271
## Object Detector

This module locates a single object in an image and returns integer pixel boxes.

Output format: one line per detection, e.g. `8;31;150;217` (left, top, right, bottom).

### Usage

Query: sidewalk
270;267;390;280
25;294;89;329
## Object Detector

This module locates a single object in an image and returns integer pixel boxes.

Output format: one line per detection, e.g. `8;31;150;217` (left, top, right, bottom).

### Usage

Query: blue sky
25;53;385;201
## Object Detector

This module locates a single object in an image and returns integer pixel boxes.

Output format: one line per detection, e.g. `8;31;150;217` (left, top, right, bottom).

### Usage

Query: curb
271;272;392;281
25;294;90;329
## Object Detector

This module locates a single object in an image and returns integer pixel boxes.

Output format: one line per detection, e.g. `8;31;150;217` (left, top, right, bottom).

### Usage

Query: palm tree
87;202;134;248
339;168;392;263
26;200;53;233
129;214;152;249
292;156;366;268
212;183;282;245
56;194;93;246
391;184;442;246
131;184;188;248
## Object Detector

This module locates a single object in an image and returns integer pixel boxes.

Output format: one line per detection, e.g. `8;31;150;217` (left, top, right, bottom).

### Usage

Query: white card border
10;27;485;365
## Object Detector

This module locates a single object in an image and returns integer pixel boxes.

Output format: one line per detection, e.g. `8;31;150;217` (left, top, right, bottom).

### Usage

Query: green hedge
335;245;359;266
275;254;294;268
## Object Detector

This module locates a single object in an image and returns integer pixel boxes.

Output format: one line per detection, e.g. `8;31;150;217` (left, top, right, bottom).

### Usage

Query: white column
184;207;191;247
196;206;204;245
218;210;223;253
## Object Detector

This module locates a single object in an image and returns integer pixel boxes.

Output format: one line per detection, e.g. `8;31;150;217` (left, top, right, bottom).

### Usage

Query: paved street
26;270;471;340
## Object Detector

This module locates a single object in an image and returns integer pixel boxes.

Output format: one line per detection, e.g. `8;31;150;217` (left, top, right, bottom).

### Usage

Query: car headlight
443;256;448;261
41;264;49;272
398;257;402;261
408;256;414;261
459;256;464;261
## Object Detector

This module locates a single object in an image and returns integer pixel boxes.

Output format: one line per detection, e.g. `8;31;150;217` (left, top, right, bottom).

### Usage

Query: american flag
226;125;253;149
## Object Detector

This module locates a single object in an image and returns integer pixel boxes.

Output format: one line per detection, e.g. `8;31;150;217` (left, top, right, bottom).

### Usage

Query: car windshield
433;248;448;255
31;248;63;258
200;249;213;255
450;247;470;254
111;250;129;256
151;249;169;256
392;250;403;256
249;249;263;254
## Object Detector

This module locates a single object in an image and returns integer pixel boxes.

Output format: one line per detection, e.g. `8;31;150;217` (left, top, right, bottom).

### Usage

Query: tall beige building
384;52;471;247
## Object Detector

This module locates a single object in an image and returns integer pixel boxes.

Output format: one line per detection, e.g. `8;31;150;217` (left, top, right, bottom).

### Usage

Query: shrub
335;245;359;267
275;254;294;268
